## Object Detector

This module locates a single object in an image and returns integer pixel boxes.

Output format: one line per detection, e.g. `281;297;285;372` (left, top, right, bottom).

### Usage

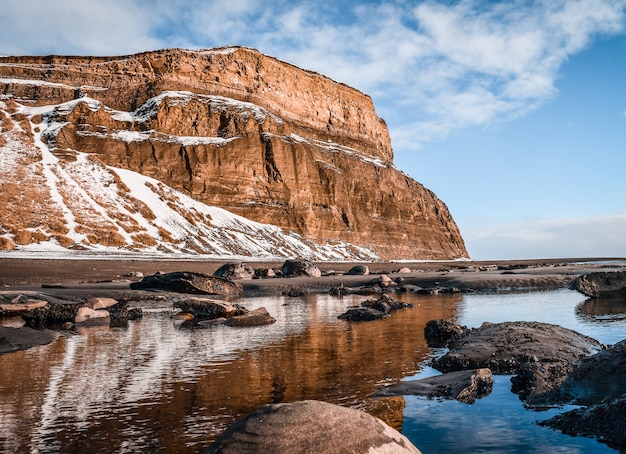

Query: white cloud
1;0;625;149
463;212;626;260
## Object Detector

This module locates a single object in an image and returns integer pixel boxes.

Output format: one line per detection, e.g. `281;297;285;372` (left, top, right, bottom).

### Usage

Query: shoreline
1;257;625;298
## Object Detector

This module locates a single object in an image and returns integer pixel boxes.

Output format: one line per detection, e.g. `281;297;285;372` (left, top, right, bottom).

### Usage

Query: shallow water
0;289;624;453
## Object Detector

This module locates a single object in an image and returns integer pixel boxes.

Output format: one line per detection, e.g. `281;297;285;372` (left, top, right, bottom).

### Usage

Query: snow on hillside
0;97;379;261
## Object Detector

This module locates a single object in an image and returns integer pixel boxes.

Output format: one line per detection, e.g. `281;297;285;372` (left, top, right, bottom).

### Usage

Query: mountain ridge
0;47;467;260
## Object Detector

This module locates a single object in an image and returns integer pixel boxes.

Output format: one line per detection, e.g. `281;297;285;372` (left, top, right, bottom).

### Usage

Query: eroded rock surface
204;400;421;453
571;270;626;298
0;47;467;260
371;369;494;404
0;326;58;354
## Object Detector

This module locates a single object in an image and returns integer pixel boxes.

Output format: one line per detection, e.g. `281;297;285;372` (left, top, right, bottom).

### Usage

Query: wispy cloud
1;0;625;150
463;212;626;259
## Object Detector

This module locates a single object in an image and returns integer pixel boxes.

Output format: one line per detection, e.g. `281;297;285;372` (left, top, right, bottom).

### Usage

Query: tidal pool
0;288;624;453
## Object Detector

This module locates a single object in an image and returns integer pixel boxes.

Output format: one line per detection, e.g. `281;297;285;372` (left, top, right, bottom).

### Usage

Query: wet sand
1;257;625;298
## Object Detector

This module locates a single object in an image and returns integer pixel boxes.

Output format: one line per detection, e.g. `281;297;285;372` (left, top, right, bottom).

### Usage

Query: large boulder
371;368;494;404
571;270;626;298
0;326;58;354
204;400;421;453
281;260;321;278
430;320;602;405
130;271;243;295
214;262;255;280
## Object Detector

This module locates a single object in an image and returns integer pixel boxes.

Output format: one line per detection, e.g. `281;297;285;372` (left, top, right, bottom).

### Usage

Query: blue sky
2;0;625;259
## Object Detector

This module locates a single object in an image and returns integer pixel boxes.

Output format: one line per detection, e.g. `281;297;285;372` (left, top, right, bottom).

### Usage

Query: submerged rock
571;270;626;298
0;326;58;354
130;271;243;295
371;368;494;404
204;400;421;453
174;298;248;318
223;307;276;327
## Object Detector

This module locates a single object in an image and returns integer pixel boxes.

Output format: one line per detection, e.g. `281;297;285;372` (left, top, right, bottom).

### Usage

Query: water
0;289;624;453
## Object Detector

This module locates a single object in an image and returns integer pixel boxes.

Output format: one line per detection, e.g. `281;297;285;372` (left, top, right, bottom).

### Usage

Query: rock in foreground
204;400;421;453
571;270;626;298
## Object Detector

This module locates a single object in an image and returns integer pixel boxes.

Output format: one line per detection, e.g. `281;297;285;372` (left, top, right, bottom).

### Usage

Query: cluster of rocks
411;318;626;449
337;294;414;321
0;293;143;331
171;297;276;328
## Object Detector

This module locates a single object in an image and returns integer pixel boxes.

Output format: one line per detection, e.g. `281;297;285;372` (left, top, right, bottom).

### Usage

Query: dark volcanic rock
371;368;494;404
281;259;321;278
431;321;602;404
557;339;626;405
540;396;626;450
204;400;421;453
0;326;58;354
130;271;243;295
338;307;388;322
424;319;470;348
214;262;255;280
571;270;626;298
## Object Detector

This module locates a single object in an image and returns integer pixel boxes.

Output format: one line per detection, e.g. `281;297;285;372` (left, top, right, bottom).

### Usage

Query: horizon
1;0;625;261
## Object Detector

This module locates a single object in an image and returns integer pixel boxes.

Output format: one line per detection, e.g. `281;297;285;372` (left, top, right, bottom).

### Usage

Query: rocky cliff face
0;47;467;260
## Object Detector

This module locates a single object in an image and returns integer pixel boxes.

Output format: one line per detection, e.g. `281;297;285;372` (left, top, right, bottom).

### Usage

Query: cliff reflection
0;293;459;453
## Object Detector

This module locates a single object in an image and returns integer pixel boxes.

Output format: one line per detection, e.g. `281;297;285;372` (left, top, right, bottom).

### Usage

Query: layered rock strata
0;47;467;259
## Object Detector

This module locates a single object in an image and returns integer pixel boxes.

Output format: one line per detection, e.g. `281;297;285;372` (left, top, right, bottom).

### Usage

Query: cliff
0;47;467;260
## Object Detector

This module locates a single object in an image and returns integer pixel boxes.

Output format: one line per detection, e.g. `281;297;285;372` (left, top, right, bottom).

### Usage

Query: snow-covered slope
0;97;379;260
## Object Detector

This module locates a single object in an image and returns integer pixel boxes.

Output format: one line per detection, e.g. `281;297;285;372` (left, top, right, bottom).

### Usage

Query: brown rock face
0;47;467;259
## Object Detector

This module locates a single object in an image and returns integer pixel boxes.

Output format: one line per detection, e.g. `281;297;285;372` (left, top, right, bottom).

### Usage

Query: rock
0;326;58;354
362;294;413;313
346;265;369;275
87;297;119;310
127;308;143;320
103;301;129;325
174;298;248;318
124;271;144;278
75;307;110;326
371;369;494;404
571;270;626;298
214;262;255;280
281;260;322;278
396;267;412;273
254;268;277;279
377;275;396;287
556;339;626;405
431;321;603;404
338;307;388;322
424;319;470;348
130;271;243;295
172;312;195;321
539;396;626;450
283;288;305;297
415;286;461;295
223;307;276;327
205;400;421;453
0;48;467;261
0;298;48;315
22;300;85;328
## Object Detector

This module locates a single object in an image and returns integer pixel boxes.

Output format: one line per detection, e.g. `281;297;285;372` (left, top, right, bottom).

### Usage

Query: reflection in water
0;293;458;453
577;297;626;325
1;289;624;453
